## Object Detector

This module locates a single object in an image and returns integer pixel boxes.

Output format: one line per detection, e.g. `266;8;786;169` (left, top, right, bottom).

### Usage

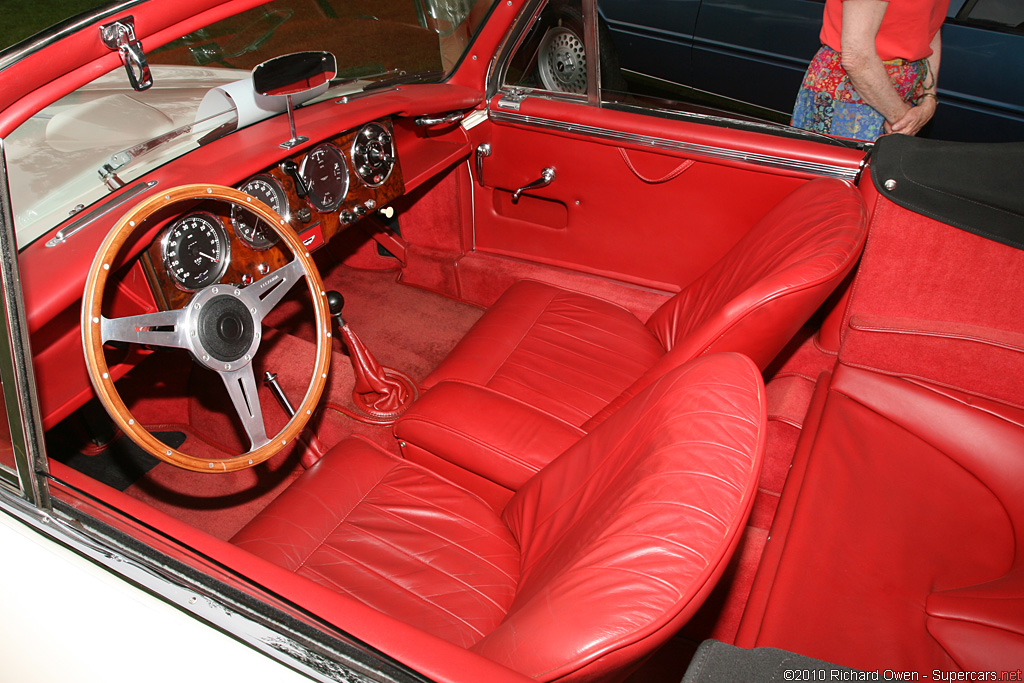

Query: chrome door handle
512;167;556;204
415;111;466;126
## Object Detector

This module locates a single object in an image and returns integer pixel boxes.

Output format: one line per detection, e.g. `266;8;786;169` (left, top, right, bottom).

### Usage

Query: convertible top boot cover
870;135;1024;251
233;353;766;682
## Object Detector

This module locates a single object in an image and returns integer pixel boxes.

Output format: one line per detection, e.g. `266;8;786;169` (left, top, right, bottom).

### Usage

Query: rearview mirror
252;51;337;148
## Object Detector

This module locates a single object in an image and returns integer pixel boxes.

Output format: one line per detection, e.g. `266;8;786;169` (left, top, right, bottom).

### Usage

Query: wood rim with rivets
82;184;331;473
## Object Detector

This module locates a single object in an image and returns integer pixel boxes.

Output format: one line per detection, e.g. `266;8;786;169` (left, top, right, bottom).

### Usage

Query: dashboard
140;119;404;311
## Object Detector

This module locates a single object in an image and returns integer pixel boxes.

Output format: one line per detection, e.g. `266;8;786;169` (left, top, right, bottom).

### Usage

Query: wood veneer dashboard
140;119;405;311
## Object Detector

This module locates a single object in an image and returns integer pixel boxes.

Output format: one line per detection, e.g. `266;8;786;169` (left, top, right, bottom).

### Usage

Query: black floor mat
51;432;186;491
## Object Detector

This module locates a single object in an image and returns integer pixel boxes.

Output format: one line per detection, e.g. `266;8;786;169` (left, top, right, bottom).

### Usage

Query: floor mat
50;431;186;492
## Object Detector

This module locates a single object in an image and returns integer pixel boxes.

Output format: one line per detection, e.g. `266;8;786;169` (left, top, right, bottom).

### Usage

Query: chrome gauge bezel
160;212;230;292
299;142;349;213
352;122;395;188
232;174;286;250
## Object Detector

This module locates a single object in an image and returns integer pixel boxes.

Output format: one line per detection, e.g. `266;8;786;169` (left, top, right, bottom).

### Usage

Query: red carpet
116;264;483;539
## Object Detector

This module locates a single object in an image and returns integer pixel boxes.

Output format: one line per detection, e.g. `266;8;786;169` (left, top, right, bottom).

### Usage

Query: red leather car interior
736;187;1024;671
394;177;866;492
234;353;767;681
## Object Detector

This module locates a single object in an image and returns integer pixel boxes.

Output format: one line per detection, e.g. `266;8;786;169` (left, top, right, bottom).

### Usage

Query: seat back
585;178;866;429
471;353;766;682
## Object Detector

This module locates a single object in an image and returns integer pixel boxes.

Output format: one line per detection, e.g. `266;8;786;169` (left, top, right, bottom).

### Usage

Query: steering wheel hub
192;291;258;365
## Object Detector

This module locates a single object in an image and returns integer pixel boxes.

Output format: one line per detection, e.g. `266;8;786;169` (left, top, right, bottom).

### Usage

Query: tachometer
232;175;286;250
161;213;229;291
299;142;349;213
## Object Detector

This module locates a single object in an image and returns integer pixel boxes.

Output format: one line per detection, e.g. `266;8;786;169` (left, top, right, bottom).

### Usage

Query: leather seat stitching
328;517;512;616
292;466;393;573
511;333;654;378
308;540;490;640
498;356;630;401
479;290;559;386
371;483;520;581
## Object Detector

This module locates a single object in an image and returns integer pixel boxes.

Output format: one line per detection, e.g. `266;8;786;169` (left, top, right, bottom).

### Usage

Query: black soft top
870;135;1024;251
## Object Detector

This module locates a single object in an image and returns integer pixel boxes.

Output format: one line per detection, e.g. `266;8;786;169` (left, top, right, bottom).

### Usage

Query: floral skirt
792;46;928;142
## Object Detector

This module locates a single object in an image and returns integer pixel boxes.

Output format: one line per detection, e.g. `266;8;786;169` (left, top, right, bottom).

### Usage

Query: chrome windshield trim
0;140;49;505
489;109;861;181
46;181;157;248
0;1;147;75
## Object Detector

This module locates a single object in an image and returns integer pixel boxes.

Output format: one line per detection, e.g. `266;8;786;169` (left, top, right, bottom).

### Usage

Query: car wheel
535;3;626;95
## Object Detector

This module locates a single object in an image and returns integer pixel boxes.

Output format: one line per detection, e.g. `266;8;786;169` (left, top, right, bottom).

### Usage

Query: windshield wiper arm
97;108;239;190
361;70;445;92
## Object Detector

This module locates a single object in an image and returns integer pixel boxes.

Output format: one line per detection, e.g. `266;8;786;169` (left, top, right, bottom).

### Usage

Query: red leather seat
420;178;865;430
394;178;865;492
234;353;766;681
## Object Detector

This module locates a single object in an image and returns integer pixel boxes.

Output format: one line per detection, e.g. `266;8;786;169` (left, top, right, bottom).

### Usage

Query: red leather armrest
394;381;585;491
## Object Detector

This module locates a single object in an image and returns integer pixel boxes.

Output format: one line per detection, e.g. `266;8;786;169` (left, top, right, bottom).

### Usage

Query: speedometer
299;142;349;213
232;175;285;250
161;213;229;291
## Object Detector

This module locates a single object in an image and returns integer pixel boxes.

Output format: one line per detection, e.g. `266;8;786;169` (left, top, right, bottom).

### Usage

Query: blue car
584;0;1024;142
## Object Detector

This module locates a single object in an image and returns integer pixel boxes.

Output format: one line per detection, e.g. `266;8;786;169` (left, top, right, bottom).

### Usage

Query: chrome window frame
0;139;49;505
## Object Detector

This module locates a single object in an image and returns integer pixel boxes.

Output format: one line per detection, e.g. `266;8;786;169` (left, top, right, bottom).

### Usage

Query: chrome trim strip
0;140;49;505
0;1;147;75
489;110;861;180
46;180;157;247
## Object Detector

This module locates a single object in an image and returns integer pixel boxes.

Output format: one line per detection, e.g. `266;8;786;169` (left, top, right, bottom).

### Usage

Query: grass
0;0;110;53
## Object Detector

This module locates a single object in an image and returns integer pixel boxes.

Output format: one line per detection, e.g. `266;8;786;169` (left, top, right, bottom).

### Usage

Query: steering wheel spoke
240;258;306;320
100;309;189;349
220;364;271;450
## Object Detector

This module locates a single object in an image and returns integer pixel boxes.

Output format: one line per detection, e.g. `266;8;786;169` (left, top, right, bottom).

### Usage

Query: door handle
475;144;491;187
512;167;556;204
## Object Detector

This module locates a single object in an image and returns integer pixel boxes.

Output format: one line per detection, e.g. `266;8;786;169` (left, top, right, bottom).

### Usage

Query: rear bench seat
395;178;867;499
735;142;1024;671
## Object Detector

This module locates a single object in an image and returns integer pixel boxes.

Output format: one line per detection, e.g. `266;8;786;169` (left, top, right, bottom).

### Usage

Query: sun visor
871;135;1024;251
194;77;328;128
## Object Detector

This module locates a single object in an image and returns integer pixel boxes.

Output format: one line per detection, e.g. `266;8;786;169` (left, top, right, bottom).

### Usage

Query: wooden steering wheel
81;185;331;473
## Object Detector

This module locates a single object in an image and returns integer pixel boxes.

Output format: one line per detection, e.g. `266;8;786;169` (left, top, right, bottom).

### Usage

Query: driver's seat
233;353;765;681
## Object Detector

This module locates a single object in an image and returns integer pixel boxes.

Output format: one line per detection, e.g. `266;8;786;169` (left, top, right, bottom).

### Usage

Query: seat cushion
232;437;520;648
422;279;666;427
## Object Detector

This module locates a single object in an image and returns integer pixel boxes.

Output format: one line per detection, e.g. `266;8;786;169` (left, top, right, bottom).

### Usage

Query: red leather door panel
469;95;862;293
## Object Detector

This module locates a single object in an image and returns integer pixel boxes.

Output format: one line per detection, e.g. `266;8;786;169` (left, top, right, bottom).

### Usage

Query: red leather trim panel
742;365;1023;672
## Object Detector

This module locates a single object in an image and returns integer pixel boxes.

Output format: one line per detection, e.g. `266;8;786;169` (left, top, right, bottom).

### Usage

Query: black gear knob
326;290;345;317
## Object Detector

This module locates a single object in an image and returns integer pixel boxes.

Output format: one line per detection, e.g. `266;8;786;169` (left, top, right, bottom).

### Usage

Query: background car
546;0;1024;142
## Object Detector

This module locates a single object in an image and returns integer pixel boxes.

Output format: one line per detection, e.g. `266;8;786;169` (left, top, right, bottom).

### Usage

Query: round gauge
352;123;395;187
161;213;229;292
232;175;286;250
299;143;349;213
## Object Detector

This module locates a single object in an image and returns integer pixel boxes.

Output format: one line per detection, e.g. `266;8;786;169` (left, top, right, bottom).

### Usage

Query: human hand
887;97;937;136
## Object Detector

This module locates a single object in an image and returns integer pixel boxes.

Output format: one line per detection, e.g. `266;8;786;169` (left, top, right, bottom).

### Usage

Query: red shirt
820;0;950;61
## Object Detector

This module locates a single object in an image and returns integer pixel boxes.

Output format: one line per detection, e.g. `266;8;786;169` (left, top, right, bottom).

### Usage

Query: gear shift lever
327;290;417;423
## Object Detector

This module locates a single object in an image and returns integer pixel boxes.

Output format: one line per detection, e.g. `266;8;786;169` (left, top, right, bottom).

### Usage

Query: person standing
792;0;948;142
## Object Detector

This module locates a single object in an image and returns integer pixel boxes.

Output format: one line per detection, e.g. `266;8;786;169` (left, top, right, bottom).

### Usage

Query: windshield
6;0;496;248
